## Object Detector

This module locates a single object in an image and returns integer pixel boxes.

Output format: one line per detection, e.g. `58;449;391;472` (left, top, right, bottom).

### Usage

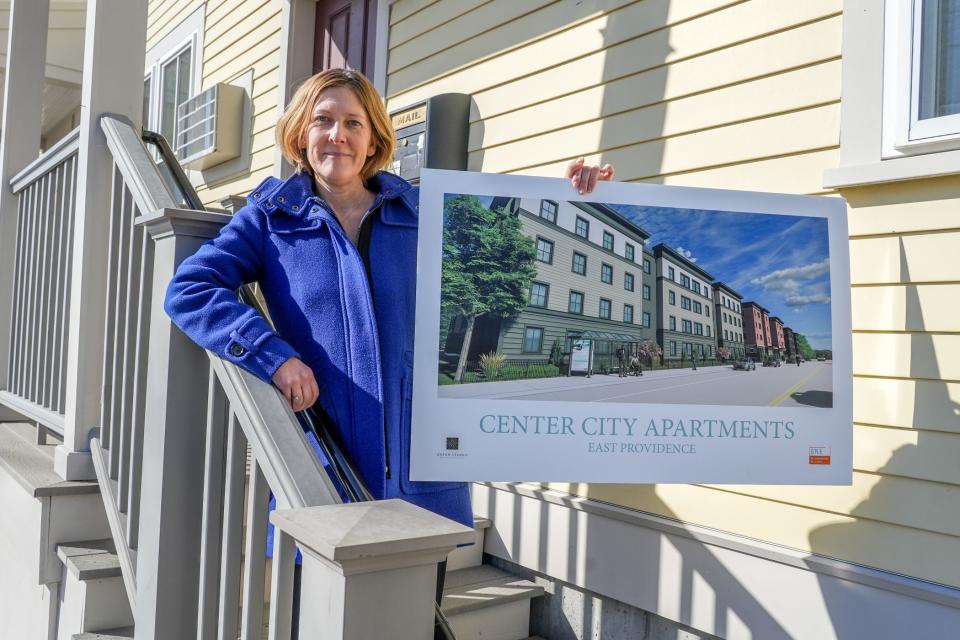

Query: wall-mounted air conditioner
175;83;244;170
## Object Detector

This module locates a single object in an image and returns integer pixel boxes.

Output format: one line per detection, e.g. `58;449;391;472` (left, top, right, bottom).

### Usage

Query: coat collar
249;171;418;229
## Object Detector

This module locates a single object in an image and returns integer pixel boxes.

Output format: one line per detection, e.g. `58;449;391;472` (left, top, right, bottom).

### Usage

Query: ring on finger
293;393;302;403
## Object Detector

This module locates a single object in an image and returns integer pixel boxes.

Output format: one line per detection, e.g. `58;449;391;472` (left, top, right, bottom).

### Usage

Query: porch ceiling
0;0;85;135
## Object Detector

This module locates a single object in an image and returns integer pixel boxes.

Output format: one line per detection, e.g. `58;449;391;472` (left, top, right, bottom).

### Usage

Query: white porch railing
1;128;81;434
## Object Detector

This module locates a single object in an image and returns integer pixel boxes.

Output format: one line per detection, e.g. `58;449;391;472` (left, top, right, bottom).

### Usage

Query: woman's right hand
272;357;319;412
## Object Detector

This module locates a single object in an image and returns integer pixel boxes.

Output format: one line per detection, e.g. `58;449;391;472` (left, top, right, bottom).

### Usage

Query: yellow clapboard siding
851;284;960;333
701;471;960;537
846;176;960;236
252;93;278;117
469;15;839;126
388;0;553;73
390;0;443;26
853;376;960;434
850;231;960;284
548;482;960;587
196;162;276;203
204;46;279;88
390;0;488;47
478;103;840;179
388;0;741;101
147;0;204;50
470;20;841;146
387;0;839;104
205;0;277;51
854;333;960;382
471;62;841;171
646;149;839;196
204;10;280;65
853;423;960;485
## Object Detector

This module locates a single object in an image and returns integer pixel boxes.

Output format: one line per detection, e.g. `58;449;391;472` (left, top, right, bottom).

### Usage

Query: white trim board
473;482;960;640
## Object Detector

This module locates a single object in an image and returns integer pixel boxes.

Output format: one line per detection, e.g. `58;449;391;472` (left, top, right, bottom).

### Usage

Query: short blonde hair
276;69;396;183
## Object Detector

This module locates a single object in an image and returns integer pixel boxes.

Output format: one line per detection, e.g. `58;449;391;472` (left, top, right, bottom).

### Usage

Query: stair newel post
134;207;229;640
271;500;475;640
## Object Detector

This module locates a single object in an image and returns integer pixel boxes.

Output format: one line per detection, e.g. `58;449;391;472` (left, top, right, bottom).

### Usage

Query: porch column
0;0;50;406
56;0;149;480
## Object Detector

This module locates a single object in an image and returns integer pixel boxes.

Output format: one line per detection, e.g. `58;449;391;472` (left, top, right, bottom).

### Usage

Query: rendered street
439;361;833;408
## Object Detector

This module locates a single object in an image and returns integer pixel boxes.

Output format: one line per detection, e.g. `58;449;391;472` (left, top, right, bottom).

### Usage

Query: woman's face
303;86;376;189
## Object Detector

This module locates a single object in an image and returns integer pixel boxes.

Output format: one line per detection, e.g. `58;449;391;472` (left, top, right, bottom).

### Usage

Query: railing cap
271;499;475;564
137;207;231;240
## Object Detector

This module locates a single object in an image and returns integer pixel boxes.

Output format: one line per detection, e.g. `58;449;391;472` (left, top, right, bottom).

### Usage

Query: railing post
134;207;229;640
0;0;50;406
55;0;149;479
271;500;475;640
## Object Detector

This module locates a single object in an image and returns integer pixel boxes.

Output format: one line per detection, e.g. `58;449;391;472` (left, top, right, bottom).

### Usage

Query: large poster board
411;169;851;484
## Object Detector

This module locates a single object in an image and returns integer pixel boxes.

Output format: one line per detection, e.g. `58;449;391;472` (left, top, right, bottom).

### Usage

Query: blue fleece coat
164;170;472;528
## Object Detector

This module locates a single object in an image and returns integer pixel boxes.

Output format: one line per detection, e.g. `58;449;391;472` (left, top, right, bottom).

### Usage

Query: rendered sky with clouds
607;203;833;349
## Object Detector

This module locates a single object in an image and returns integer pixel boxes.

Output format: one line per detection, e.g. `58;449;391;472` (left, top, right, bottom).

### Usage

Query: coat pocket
398;371;461;495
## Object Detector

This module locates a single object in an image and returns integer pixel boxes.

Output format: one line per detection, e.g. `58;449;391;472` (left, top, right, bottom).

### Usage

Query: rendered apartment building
712;281;746;359
768;316;786;359
741;301;771;360
471;197;653;361
653;244;718;361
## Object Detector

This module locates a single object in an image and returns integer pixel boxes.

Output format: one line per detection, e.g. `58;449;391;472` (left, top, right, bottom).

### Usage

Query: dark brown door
314;0;377;77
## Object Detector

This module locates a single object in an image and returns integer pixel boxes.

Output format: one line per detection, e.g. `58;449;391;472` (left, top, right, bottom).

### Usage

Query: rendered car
817;356;826;361
763;359;782;367
733;358;756;371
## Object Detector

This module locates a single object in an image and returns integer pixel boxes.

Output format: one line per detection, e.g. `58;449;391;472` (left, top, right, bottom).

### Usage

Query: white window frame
143;7;204;149
884;0;960;155
825;0;960;188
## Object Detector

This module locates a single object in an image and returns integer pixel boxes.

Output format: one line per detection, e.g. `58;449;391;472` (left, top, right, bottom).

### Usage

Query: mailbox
390;94;470;184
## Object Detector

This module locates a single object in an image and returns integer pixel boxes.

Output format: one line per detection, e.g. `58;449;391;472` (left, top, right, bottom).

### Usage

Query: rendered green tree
794;333;817;359
440;195;537;382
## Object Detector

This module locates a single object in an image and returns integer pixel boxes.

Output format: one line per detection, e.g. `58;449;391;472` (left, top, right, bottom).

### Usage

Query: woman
164;67;612;613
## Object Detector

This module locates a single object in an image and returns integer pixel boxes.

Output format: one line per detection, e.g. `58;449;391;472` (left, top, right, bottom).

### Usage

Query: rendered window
681;274;691;288
599;298;611;319
603;231;615;251
670;341;677;356
536;237;554;263
694;322;703;335
643;284;651;301
529;282;549;307
669;290;675;305
575;216;590;238
669;316;676;331
643;258;651;274
668;266;675;280
681;296;691;310
693;281;701;294
693;301;702;314
569;291;584;314
572;252;587;275
522;327;544;353
624;304;634;324
642;311;651;328
625;243;635;262
540;200;558;223
624;272;635;291
705;305;710;317
601;263;613;284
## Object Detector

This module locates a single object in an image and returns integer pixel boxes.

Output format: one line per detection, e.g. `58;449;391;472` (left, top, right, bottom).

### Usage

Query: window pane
569;292;583;314
603;231;614;250
530;283;548;306
575;217;589;238
601;264;612;284
536;238;554;262
920;0;960;119
143;77;152;127
523;327;543;353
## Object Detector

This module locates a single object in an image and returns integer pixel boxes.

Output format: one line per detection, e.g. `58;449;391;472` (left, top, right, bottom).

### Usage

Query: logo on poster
809;446;831;465
437;436;467;458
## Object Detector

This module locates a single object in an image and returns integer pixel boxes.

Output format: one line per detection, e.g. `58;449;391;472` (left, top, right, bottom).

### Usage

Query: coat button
229;344;246;357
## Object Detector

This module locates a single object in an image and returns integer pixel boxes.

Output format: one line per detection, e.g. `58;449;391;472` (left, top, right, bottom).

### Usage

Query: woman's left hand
566;157;615;195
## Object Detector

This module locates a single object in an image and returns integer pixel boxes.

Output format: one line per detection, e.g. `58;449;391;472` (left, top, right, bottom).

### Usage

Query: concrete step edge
57;539;123;580
441;565;544;617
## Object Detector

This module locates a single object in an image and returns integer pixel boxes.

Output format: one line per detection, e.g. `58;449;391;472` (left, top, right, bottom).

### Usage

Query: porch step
446;516;491;571
441;565;544;640
57;540;133;639
0;422;98;497
57;539;122;580
71;627;134;640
